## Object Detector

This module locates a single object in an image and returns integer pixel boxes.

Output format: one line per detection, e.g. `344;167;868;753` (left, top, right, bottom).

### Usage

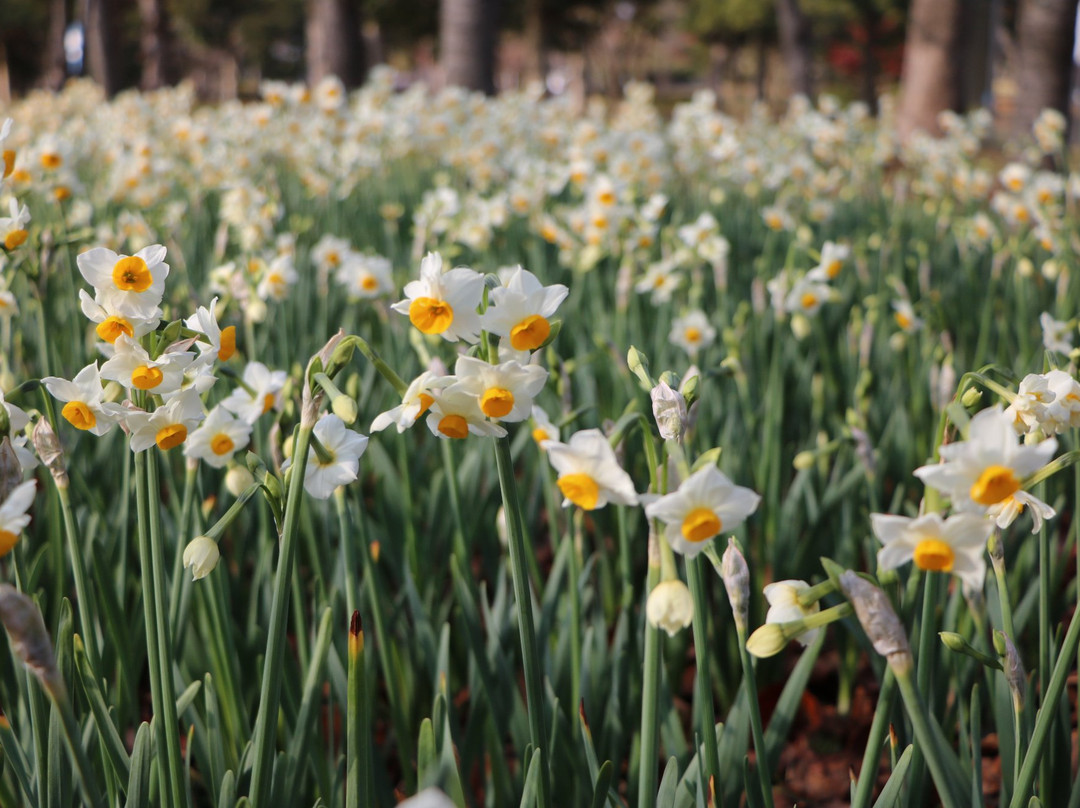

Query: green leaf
73;634;131;786
417;718;436;787
590;760;614;808
763;631;825;772
872;745;913;808
656;757;679;808
124;723;153;808
519;748;542;808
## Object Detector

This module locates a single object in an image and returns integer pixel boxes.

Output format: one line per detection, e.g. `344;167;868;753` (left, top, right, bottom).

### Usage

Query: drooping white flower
370;370;453;434
763;580;821;647
646;579;694;637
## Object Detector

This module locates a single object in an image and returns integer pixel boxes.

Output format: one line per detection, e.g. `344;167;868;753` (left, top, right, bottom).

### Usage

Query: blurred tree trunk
85;0;123;96
440;0;496;93
522;0;545;86
1014;0;1079;135
897;0;962;139
41;0;67;91
776;0;813;97
138;0;178;90
306;0;365;88
958;0;992;110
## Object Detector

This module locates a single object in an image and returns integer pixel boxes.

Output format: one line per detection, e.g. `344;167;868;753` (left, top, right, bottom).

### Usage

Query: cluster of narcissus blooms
749;401;1061;657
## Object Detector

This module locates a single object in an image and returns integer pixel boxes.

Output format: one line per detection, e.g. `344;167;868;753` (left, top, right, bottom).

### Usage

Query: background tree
306;0;365;87
775;0;813;97
439;0;497;92
896;0;963;138
1013;0;1079;135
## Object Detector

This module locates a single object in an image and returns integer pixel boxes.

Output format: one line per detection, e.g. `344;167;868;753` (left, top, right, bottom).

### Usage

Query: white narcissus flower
763;580;821;646
78;290;160;345
256;255;298;302
295;413;369;500
100;335;194;396
391;252;484;343
0;198;30;251
891;300;923;333
125;389;205;453
220;362;287;424
1003;373;1055;435
807;241;849;282
451;356;548;423
645;465;760;557
481;267;568;353
42;363;125;437
370;370;452;433
646;580;694;637
185;296;237;364
669;310;715;357
914;406;1058;532
0;479;35;557
542;428;638;510
77;244;169;319
1043;370;1080;433
785;277;832;317
398;789;455;808
425;387;507;440
1040;312;1072;355
336;254;393;299
529;405;559;448
871;512;993;594
184;406;252;469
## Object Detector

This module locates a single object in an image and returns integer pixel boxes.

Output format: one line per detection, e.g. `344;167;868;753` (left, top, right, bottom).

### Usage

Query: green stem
851;668;897;808
249;423;312;806
147;451;187;808
133;450;183;808
1008;598;1080;808
636;543;662;808
346;612;369;808
1037;484;1050;800
335;489;358;616
51;688;102;808
492;434;550;808
894;665;964;808
736;623;774;808
440;439;469;563
567;511;583;722
54;485;103;679
686;557;723;798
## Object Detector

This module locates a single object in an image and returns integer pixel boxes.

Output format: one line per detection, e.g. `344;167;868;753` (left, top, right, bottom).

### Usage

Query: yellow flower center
211;434;235;456
95;315;134;343
826;260;842;279
3;230;27;250
800;292;818;310
532;427;549;444
131;365;164;390
40;152;62;170
409;297;454;335
218;326;236;361
61;401;96;430
1;150;14;179
262;393;276;414
598;190;616;206
361;275;378;291
480;387;515;418
417;393;435;417
685;326;701;343
53;186;71;202
510;314;551;351
557;473;600;510
112;256;153;292
0;529;18;558
681;507;722;543
894;311;912;330
326;251;340;266
438;414;469;439
912;538;955;572
970;464;1021;506
155;424;187;451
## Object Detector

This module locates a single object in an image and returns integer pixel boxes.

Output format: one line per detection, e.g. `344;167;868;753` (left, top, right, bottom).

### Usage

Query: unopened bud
939;631;1002;669
721;537;750;632
998;631;1025;710
0;437;23;501
646;579;693;637
225;464;254;498
331;394;359;425
650;380;687;441
746;624;788;658
793;450;815;471
627;346;655;390
839;571;911;670
31;418;67;489
0;585;61;696
961;387;983;408
182;536;220;581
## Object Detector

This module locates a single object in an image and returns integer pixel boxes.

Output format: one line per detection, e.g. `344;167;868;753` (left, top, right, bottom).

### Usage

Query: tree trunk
775;0;813;97
1014;0;1078;135
440;0;496;93
137;0;178;90
896;0;963;139
41;0;67;91
85;0;123;96
305;0;365;88
522;0;545;87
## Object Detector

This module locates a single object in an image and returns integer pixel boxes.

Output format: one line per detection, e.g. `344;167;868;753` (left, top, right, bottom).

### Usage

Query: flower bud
331;394;359;425
31;418;65;489
650;380;687;441
961;387;983;408
793;450;815;471
225;464;255;498
721;538;750;632
790;313;811;341
998;631;1025;710
746;624;788;658
183;536;220;581
646;579;694;637
839;571;911;670
0;584;61;696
